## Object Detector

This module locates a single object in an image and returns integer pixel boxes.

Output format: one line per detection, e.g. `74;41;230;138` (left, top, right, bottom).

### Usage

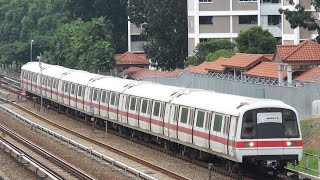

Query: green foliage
127;0;187;70
193;39;235;65
280;0;320;43
185;56;198;66
65;0;128;53
205;49;236;62
46;18;115;72
235;26;277;54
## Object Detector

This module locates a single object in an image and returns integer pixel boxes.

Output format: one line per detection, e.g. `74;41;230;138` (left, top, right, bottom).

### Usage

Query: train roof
41;66;72;78
123;83;184;102
62;71;103;85
21;62;54;73
171;91;293;116
88;77;137;93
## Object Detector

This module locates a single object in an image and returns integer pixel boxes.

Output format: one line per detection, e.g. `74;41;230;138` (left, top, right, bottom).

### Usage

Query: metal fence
288;152;320;178
140;72;320;120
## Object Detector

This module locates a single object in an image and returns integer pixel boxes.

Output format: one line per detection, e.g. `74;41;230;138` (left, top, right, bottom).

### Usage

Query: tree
235;26;277;54
127;0;187;71
46;18;115;72
205;49;235;62
195;39;235;64
64;0;128;53
279;0;320;43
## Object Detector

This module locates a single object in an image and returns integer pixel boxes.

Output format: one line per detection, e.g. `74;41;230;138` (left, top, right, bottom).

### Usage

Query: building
128;22;146;53
187;0;319;55
114;52;149;73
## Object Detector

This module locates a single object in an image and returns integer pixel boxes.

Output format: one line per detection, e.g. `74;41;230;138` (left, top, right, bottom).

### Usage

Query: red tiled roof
294;67;320;82
243;62;287;79
205;58;227;72
261;54;274;61
222;53;267;69
184;62;212;74
276;40;320;62
124;67;182;79
115;52;149;65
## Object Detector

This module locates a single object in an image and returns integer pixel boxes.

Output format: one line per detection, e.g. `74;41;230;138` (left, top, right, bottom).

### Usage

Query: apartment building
128;22;146;53
188;0;319;55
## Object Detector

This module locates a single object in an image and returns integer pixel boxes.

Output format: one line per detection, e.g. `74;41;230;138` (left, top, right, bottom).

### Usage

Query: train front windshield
241;108;300;139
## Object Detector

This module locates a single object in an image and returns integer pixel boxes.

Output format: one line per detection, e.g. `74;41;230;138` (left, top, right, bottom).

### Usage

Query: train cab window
213;114;223;132
130;97;137;111
141;99;148;114
241;111;255;139
180;107;189;124
283;109;299;138
153;102;161;116
196;110;205;128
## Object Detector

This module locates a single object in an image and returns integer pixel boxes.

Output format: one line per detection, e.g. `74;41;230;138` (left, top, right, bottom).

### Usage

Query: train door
69;83;77;107
76;85;84;110
139;98;151;130
46;77;51;98
128;96;139;127
177;107;194;143
163;103;172;137
36;74;41;95
92;89;101;115
58;80;64;103
51;79;57;101
193;110;211;148
223;116;231;155
168;105;179;139
63;81;70;106
99;90;109;117
41;76;46;97
210;113;224;153
119;94;129;124
108;92;119;121
31;73;37;93
228;116;238;157
150;101;165;134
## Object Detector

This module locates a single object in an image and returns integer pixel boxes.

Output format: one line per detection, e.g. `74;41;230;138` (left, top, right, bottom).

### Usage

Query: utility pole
37;54;43;111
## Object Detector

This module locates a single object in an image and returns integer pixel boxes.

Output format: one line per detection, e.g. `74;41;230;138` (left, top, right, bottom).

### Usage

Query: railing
288;152;320;178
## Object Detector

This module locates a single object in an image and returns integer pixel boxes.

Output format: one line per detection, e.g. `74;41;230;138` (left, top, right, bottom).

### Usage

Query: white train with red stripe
20;62;303;174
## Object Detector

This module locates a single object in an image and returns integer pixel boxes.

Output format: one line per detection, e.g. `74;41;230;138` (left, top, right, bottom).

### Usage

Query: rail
0;138;63;180
0;124;95;180
0;103;159;180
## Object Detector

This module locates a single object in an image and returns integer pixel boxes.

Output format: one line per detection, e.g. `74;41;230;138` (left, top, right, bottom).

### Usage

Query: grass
299;120;314;135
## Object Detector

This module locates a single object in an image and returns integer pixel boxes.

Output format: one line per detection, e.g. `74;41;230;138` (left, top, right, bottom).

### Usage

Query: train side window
71;84;75;95
196;110;205;128
223;116;230;135
93;89;100;101
110;93;116;106
241;111;255;139
180;107;189;124
64;82;69;93
101;91;106;103
89;88;93;100
153;101;161;116
130;97;137;111
78;86;82;96
141;99;148;113
47;77;51;87
213;114;223;132
33;73;37;82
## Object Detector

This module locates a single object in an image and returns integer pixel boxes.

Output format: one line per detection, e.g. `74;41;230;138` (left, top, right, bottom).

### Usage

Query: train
20;62;303;175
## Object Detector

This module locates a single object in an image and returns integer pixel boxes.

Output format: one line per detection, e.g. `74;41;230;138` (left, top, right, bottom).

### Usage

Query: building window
199;0;212;2
239;0;257;2
239;15;258;24
199;16;213;24
262;0;280;3
268;15;281;25
131;35;146;42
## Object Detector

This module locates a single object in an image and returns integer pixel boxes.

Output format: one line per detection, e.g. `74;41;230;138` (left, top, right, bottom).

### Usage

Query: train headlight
244;142;255;147
286;141;292;146
285;141;297;146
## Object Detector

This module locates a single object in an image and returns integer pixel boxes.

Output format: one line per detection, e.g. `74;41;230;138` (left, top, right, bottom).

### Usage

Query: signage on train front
257;112;282;124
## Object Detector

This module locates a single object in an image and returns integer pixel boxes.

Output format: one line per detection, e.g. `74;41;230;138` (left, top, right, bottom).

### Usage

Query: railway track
0;124;94;180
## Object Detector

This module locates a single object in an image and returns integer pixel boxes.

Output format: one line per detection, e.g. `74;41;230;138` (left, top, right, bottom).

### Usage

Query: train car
20;62;303;175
